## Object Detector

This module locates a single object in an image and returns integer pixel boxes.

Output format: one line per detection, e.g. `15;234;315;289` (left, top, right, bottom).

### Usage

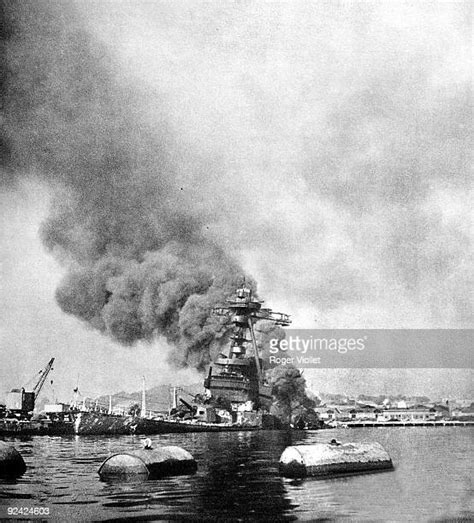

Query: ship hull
0;412;282;436
74;412;261;435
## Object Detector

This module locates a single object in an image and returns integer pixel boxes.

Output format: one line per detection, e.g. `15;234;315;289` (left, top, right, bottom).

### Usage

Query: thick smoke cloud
54;244;250;368
1;0;259;369
2;0;472;384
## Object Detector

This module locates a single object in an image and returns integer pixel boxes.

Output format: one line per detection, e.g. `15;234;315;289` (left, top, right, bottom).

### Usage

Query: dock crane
5;358;55;418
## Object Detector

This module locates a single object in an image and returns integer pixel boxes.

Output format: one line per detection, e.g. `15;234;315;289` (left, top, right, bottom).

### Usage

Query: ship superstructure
204;286;291;412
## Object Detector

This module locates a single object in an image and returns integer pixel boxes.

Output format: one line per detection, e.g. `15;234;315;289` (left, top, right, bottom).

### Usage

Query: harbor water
1;427;472;521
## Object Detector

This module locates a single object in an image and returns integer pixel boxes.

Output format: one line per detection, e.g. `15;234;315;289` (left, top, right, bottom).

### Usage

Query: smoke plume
1;0;259;369
1;0;471;384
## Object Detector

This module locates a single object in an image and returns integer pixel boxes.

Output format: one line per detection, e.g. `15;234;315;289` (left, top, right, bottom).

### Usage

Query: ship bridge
205;285;291;410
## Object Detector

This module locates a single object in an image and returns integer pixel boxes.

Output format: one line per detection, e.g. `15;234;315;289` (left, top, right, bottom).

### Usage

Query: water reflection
194;431;296;521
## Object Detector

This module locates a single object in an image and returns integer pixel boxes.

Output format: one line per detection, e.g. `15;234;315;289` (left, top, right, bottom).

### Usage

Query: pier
343;420;474;428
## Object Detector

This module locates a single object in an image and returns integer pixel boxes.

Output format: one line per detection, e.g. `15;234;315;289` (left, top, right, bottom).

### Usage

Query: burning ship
204;285;291;419
0;286;291;435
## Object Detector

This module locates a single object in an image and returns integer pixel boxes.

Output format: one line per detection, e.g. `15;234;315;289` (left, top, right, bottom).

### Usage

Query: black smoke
1;0;258;369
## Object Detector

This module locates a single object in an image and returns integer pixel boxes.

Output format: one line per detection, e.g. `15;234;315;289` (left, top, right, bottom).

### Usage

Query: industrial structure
205;285;291;413
4;358;55;419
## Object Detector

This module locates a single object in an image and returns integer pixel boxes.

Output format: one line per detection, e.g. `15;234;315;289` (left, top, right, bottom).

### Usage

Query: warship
0;286;291;435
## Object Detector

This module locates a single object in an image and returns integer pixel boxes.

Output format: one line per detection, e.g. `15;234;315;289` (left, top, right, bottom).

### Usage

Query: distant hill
95;382;203;413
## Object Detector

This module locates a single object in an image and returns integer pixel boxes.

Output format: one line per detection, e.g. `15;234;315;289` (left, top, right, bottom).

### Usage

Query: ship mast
141;376;146;418
248;318;262;377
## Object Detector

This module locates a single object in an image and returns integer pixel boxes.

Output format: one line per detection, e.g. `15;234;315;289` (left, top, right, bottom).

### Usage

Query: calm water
1;428;473;521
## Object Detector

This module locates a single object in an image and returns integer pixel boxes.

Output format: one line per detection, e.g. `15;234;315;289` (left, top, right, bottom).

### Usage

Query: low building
349;406;380;420
44;403;70;414
451;405;474;421
377;405;436;422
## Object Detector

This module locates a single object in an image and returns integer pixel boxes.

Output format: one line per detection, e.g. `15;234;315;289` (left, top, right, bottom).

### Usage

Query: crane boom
33;358;55;397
